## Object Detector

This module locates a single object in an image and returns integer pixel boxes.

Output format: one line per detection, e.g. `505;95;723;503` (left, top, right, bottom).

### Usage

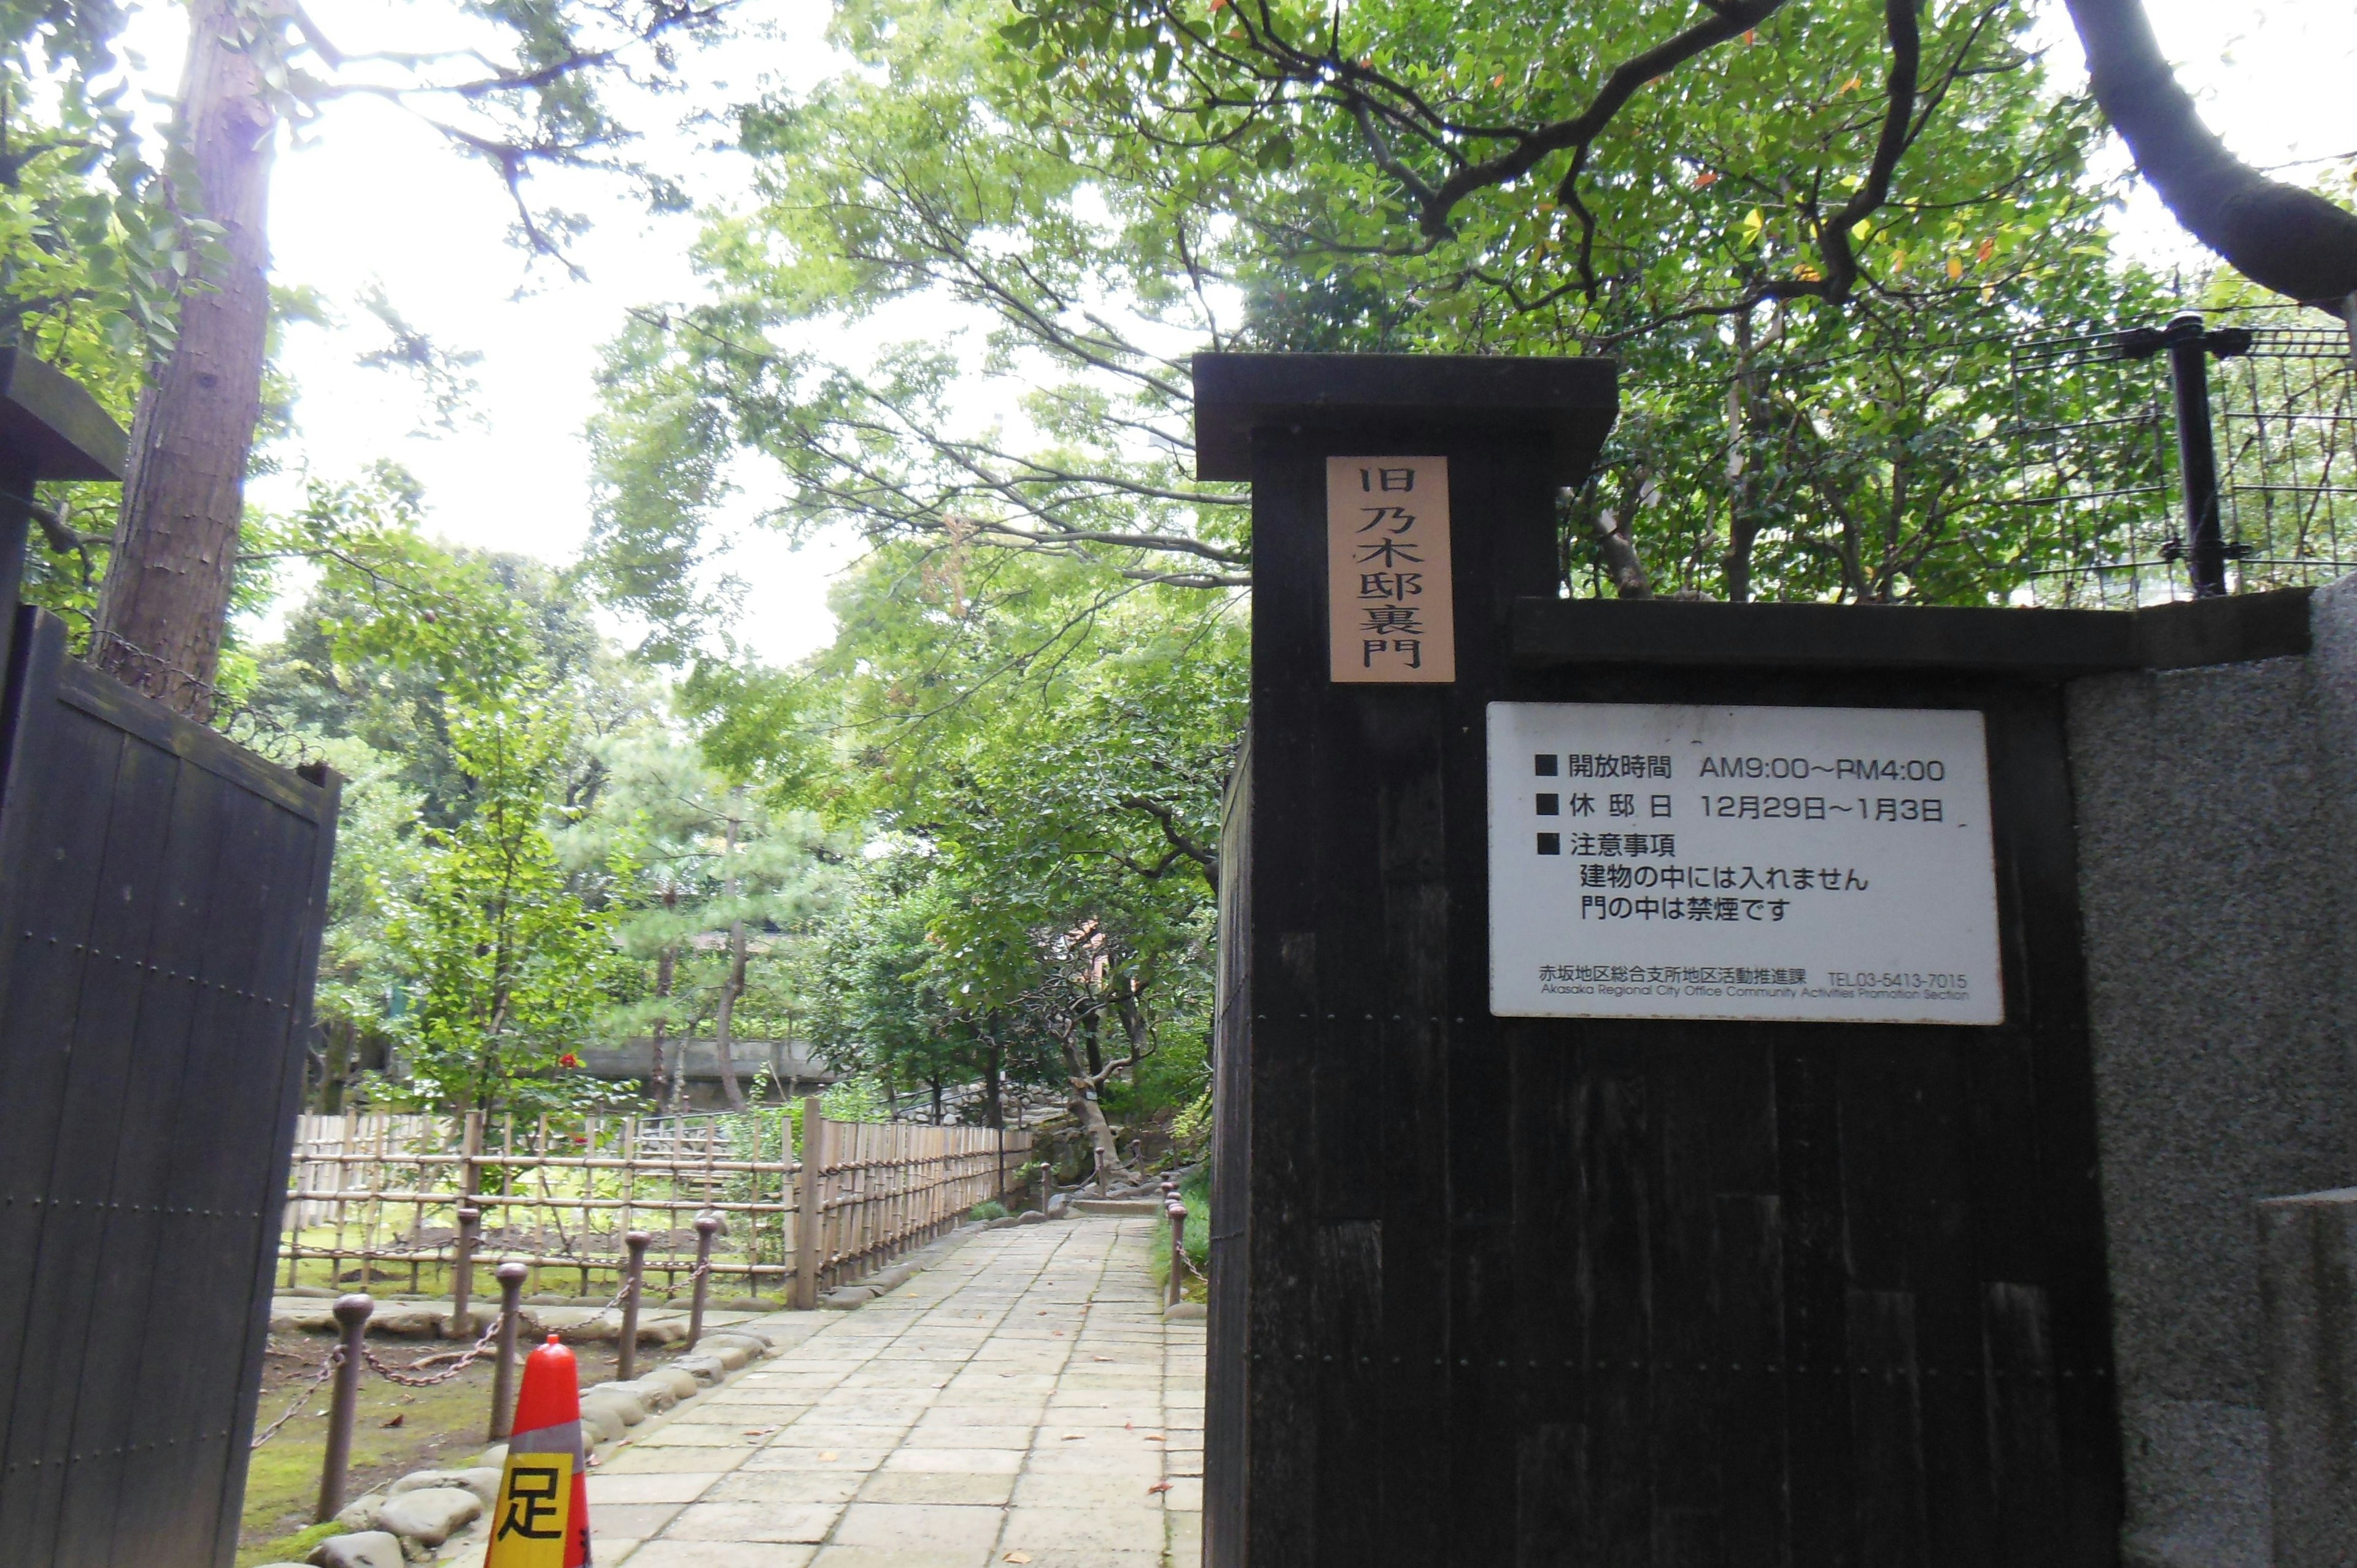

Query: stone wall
2066;576;2357;1567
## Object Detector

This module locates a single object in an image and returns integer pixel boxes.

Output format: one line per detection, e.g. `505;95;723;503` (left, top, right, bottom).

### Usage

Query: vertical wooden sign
1328;455;1455;683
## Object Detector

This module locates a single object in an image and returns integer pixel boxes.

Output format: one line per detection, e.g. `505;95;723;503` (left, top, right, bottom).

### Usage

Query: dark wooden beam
1193;352;1619;484
1511;589;2313;676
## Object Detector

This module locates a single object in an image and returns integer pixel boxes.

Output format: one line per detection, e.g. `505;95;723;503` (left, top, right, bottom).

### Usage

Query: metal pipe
315;1293;373;1523
688;1213;719;1350
618;1230;650;1383
447;1204;479;1337
488;1261;528;1441
2164;311;2229;597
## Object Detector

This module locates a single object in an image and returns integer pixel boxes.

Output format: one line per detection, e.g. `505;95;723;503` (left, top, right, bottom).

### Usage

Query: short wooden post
316;1293;373;1523
617;1230;650;1383
1165;1195;1189;1310
688;1213;719;1349
447;1203;480;1336
794;1098;824;1310
487;1262;527;1441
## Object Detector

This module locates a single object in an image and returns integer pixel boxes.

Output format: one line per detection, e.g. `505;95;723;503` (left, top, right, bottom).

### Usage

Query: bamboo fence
281;1106;1031;1302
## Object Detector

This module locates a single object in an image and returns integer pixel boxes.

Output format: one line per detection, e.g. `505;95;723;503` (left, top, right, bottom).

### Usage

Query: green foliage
382;695;631;1116
246;481;657;1116
0;0;215;381
559;732;848;1105
820;1076;892;1124
589;0;2169;615
970;1200;1007;1221
770;544;1233;1125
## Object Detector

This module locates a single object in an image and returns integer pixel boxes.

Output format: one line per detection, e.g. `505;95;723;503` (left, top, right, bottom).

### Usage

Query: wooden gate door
0;609;340;1568
1199;353;2125;1567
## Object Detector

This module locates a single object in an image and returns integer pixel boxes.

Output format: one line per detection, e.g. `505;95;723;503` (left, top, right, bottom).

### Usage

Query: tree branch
2064;0;2357;311
1117;795;1219;889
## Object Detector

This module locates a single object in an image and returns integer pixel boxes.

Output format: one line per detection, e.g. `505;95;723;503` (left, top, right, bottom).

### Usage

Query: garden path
543;1216;1203;1567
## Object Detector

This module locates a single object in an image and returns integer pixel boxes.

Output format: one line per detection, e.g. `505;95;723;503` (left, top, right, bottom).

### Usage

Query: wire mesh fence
1563;301;2357;607
2006;306;2357;605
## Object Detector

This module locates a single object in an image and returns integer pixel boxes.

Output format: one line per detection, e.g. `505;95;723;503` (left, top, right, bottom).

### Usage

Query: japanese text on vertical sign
1328;455;1455;683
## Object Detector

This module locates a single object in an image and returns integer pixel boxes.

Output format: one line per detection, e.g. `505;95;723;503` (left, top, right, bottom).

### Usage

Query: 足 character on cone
487;1334;593;1567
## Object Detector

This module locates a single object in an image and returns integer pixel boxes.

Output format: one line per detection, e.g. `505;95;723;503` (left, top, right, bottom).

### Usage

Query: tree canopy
218;0;2357;1167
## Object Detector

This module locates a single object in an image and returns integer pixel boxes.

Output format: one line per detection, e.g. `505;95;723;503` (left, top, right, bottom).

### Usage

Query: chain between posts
257;1234;714;1462
250;1344;344;1449
360;1310;506;1387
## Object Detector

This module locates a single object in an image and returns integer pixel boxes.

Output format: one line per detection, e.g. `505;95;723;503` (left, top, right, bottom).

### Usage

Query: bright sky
123;0;2357;663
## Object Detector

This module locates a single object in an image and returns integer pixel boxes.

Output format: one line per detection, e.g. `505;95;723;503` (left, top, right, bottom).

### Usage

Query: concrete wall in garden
2067;573;2357;1568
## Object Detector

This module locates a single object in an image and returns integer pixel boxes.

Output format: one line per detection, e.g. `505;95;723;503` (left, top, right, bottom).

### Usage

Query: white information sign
1487;701;2004;1024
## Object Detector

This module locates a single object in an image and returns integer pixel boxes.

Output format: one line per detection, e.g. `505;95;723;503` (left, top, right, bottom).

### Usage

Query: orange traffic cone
486;1334;594;1567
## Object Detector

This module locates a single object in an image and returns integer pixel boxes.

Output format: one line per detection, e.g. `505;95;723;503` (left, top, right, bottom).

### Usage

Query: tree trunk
648;1016;670;1111
91;0;277;716
1066;1079;1129;1191
929;1074;943;1124
320;1018;351;1113
657;885;683;1113
983;1032;1003;1130
2065;0;2357;311
1588;469;1654;599
711;794;746;1110
1722;304;1763;601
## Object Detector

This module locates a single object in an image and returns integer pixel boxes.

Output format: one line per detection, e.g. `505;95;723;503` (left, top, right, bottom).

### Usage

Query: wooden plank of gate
113;767;276;1562
207;774;333;1568
0;624;134;1545
1778;1043;1861;1558
3;695;161;1561
1983;686;2121;1558
1846;1287;1929;1563
1581;1054;1657;1562
1651;1040;1733;1561
1876;1031;1997;1564
55;659;323;819
54;735;230;1559
1713;1183;1791;1560
115;773;307;1562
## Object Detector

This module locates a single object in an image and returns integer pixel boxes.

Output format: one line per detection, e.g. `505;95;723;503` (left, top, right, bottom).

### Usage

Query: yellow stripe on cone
487;1451;573;1568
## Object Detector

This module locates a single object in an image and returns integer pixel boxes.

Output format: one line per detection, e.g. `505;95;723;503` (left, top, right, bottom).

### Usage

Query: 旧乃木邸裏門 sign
1328;455;1455;682
1487;701;2004;1024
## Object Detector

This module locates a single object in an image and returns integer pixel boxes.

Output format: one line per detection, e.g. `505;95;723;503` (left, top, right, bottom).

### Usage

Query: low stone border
267;1324;785;1567
269;1300;710;1345
269;1213;1024;1565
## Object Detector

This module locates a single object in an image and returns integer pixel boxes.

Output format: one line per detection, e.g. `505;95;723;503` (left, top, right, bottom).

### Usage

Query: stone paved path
586;1217;1204;1567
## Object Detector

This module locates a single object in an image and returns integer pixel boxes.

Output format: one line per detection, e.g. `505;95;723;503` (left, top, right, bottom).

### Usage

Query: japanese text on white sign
1487;701;2003;1024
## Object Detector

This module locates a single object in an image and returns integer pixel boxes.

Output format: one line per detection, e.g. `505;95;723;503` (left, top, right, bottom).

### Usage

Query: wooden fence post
794;1097;825;1310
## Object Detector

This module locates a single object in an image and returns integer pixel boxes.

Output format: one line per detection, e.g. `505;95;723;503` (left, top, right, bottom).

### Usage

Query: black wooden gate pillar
1199;353;1620;1566
1198;353;2125;1567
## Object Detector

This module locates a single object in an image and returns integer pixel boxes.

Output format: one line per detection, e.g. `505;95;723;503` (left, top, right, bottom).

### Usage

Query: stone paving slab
575;1218;1202;1567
